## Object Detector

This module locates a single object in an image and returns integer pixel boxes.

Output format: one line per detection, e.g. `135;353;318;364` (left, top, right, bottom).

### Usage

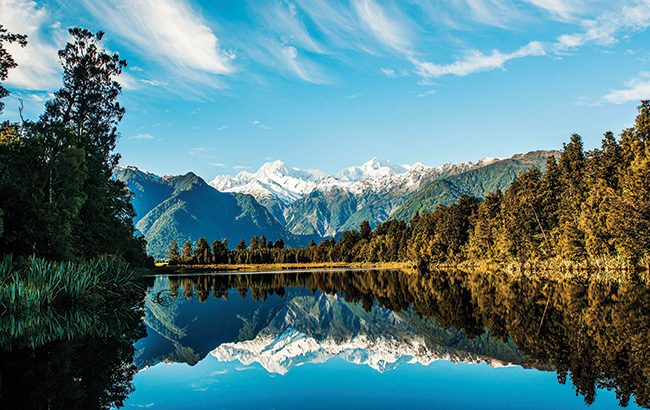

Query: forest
0;26;151;311
171;103;650;270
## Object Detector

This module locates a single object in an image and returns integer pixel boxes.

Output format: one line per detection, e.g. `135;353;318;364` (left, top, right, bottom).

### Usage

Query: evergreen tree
181;240;193;263
274;238;285;249
168;240;180;264
236;239;247;251
554;134;587;260
194;237;211;264
360;220;372;241
467;190;503;259
249;235;259;250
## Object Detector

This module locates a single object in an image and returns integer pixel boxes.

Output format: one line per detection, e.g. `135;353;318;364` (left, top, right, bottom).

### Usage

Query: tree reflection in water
0;292;145;409
158;269;650;408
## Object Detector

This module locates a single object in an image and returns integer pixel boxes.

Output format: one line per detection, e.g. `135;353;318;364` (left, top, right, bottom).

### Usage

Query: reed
0;255;143;313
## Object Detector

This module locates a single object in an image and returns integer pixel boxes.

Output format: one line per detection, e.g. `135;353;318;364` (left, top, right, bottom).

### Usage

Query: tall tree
168;240;180;264
181;240;193;263
554;134;587;260
194;237;212;264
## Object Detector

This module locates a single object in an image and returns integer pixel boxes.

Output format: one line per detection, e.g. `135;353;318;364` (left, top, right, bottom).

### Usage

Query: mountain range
117;151;555;258
136;282;529;373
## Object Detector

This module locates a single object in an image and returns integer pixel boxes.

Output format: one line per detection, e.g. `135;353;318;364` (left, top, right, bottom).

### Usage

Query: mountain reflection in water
136;269;649;409
1;268;648;409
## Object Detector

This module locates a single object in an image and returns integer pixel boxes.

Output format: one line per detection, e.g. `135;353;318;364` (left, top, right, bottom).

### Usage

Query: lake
1;269;648;409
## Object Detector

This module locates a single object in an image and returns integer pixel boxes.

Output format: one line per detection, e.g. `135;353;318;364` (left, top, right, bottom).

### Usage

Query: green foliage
393;151;553;221
168;240;180;264
0;24;28;114
0;28;150;266
0;255;142;313
117;170;288;259
172;102;650;269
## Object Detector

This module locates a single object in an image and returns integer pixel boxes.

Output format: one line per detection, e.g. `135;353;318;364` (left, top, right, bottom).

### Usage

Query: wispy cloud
80;0;235;87
140;79;169;87
253;120;271;129
259;1;324;53
526;0;585;21
410;41;546;78
417;88;436;97
208;162;227;168
603;72;650;104
233;165;252;170
352;0;412;53
0;0;64;90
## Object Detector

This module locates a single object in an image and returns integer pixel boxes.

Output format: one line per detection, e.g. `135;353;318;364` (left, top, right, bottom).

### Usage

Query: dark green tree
168;240;180;264
194;237;211;264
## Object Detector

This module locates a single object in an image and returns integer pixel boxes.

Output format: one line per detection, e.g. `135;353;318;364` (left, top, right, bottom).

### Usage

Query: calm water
1;269;649;409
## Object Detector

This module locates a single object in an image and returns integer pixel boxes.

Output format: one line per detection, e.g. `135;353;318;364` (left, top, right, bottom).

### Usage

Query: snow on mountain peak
209;160;331;204
337;157;408;182
209;155;505;208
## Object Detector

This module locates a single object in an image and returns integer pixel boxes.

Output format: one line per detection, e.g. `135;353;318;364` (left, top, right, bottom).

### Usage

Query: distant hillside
116;167;289;259
392;151;556;221
116;151;556;258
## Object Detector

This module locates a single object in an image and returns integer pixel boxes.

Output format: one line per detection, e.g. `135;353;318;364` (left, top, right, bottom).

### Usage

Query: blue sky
2;0;650;179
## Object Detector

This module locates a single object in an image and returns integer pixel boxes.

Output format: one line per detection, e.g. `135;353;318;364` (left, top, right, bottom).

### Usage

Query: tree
236;239;247;251
181;240;193;263
249;235;260;250
194;237;211;264
467;190;502;259
0;24;27;114
360;220;372;241
36;28;146;263
274;238;285;249
554;134;587;260
168;240;180;264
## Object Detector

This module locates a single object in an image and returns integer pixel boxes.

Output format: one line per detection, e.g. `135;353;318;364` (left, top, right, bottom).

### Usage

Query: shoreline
152;261;413;275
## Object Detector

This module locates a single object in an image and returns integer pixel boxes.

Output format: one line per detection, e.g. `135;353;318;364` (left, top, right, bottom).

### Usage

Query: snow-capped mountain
336;157;409;182
211;327;512;375
118;151;555;248
208;156;504;232
210;160;333;205
210;293;519;375
210;156;503;205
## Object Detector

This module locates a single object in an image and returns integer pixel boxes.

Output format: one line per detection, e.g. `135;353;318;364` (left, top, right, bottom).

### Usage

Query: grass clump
0;255;142;313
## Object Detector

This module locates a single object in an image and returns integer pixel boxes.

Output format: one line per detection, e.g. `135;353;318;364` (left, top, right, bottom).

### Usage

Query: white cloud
80;0;235;86
380;67;396;78
233;165;252;170
0;0;64;90
526;0;585;21
417;88;436;97
259;2;324;53
253;120;271;129
554;1;650;50
352;0;411;52
140;79;169;87
410;41;546;78
603;72;650;104
208;162;226;167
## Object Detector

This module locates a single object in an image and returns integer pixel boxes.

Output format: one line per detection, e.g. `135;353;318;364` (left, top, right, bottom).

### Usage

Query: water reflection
0;291;145;409
139;269;650;408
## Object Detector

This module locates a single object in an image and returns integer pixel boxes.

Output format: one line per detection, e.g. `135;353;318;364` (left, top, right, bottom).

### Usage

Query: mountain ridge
117;150;557;257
